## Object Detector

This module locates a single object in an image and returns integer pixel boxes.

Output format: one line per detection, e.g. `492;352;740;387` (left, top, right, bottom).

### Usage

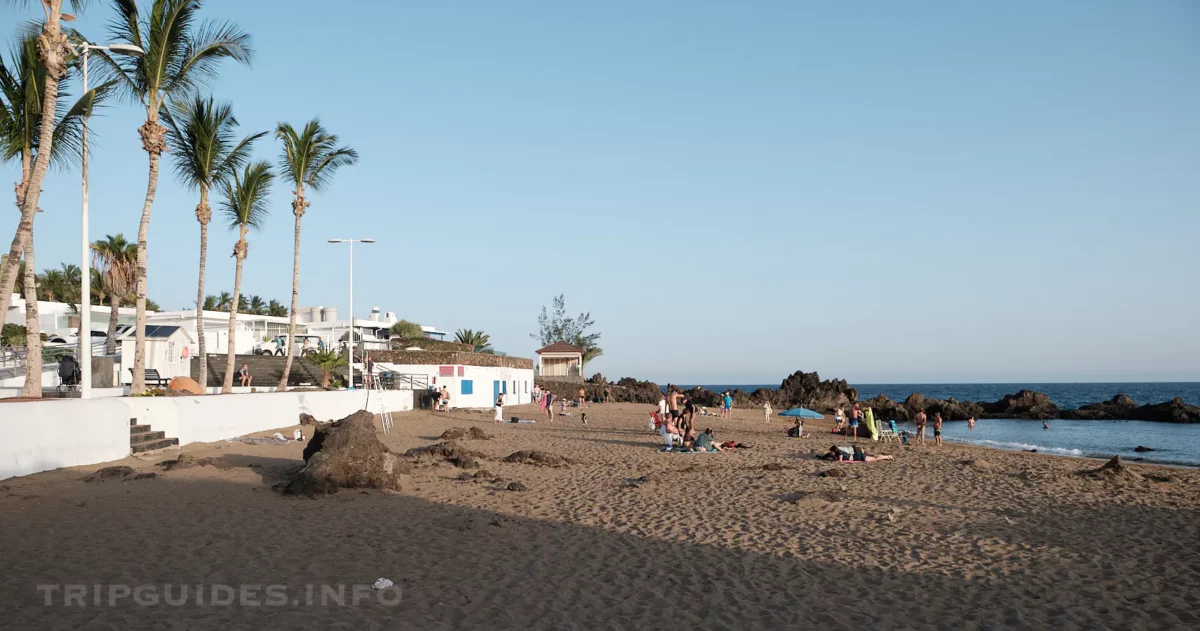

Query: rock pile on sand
405;441;486;468
438;427;493;441
502;451;574;467
284;410;411;496
1079;455;1143;483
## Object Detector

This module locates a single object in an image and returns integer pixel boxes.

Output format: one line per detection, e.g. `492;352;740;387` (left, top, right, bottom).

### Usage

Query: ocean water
684;382;1200;409
894;418;1200;468
679;382;1200;467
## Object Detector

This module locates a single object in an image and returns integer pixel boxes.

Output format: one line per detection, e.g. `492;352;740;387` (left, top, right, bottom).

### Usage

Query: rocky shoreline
536;371;1200;424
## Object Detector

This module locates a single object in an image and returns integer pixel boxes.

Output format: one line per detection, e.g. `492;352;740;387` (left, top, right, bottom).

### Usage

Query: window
461;380;473;395
524;381;528;393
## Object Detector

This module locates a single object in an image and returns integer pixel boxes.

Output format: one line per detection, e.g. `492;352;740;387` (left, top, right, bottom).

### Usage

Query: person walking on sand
494;391;505;423
578;386;586;408
933;412;944;446
763;400;773;423
913;408;927;445
834;406;847;433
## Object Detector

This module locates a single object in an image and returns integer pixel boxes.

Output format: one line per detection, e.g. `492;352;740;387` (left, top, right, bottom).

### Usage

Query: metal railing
0;341;110;370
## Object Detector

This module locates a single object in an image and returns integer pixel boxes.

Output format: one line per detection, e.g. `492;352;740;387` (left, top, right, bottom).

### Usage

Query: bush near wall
369;350;533;370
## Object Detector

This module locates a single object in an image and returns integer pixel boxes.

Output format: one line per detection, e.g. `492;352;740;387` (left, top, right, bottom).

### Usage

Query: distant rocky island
539;371;1200;424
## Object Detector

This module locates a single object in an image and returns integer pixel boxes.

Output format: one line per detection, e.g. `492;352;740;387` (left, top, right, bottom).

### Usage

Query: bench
130;368;169;387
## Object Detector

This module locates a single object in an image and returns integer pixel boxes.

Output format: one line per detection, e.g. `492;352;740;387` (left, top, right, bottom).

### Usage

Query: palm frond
221;160;274;232
164;19;252;98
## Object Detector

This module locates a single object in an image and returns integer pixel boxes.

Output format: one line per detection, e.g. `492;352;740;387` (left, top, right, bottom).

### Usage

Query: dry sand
2;402;1199;630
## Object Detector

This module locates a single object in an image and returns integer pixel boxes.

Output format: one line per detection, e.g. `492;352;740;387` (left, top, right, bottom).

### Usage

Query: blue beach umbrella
778;407;824;419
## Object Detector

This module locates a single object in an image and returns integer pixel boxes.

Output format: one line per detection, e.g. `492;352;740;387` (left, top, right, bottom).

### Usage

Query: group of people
429;385;450;413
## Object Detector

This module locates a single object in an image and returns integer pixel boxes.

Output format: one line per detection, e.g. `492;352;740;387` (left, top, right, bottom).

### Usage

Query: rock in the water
82;466;134;482
981;390;1059;419
284;410;411;496
1134;445;1155;453
506;481;528;492
167;376;204;396
502;450;574;467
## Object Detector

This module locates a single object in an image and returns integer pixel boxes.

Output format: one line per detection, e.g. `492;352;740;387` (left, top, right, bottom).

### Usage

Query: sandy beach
3;402;1199;629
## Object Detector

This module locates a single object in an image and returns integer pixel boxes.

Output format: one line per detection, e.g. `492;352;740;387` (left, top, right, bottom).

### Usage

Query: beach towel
864;408;879;441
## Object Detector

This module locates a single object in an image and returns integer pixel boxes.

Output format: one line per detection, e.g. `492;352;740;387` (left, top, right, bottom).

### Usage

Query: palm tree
99;0;253;393
91;234;135;354
454;328;493;353
266;299;285;317
36;268;66;301
246;295;265;315
219;160;272;393
0;1;90;324
275;119;358;391
201;294;218;310
306;349;346;389
582;345;603;368
163;95;264;389
215;291;232;312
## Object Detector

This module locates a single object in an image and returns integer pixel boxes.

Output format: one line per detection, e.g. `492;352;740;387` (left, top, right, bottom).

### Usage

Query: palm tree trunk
278;198;304;391
106;292;120;354
132;119;166;393
0;4;67;328
21;240;41;398
195;191;211;389
222;232;247;394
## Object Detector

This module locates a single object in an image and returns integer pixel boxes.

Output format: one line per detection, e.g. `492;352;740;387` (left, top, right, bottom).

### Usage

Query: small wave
964;439;1084;457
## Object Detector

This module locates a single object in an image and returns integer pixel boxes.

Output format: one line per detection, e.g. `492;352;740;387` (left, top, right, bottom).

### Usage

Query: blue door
493;380;500;401
502;381;508;394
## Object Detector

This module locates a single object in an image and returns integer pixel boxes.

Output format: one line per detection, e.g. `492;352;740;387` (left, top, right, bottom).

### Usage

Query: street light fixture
75;40;144;399
327;238;375;389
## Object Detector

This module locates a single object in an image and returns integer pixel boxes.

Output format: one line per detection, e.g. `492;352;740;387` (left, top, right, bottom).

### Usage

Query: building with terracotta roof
535;342;584;382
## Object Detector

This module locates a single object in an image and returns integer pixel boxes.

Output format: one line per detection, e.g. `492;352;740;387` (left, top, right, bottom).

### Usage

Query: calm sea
683;382;1200;467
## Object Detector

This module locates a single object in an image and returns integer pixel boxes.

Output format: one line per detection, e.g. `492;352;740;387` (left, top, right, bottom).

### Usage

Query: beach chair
879;420;899;443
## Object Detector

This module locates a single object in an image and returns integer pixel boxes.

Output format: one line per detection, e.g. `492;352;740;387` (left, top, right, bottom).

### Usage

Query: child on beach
763;400;773;423
933;412;943;446
834;407;846;433
787;419;804;438
849;403;862;442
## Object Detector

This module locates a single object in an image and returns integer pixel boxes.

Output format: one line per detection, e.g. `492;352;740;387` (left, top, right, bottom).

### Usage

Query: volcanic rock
284;410;411;496
506;481;528;492
862;394;910;422
299;413;319;426
405;441;486;468
167;376;204;396
981;390;1059;419
502;450;574;467
775;371;856;412
1134;446;1155;453
818;469;847;478
82;466;134;482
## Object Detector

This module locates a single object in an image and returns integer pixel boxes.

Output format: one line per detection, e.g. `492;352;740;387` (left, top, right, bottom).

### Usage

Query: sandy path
2;403;1197;629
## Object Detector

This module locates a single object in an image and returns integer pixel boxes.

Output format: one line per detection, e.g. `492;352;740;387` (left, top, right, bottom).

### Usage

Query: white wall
0;398;133;481
0;389;413;480
376;364;533;408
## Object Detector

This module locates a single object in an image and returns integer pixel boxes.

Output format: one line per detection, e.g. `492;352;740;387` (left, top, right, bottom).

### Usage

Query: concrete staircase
195;354;326;388
130;418;179;453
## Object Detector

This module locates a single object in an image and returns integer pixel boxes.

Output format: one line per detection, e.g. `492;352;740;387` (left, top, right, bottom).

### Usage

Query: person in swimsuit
544;391;554;421
851;446;895;462
834;407;846;433
967;416;976;431
667;387;685;423
680;396;696;440
933;412;943;446
849;403;862;442
913;409;927;445
578;386;586;408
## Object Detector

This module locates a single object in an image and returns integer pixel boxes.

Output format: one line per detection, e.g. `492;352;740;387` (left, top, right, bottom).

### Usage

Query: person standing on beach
834;406;847;433
849;403;861;441
763;400;773;423
533;384;542;403
604;385;612;403
578;386;586;408
658;394;668;422
722;392;734;419
667;386;685;423
545;390;555;421
933;412;943;446
494;391;505;423
914;409;927;444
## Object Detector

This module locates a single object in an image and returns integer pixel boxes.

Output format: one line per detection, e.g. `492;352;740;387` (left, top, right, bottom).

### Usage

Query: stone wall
369;350;533;370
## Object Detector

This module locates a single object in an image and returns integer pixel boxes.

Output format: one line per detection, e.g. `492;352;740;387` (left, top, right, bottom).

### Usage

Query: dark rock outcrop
862;394;910;422
614;378;663;404
502;450;574;467
981;390;1059;419
1056;395;1199;423
284;410;411;496
1126;398;1200;424
774;371;856;412
1134;445;1155;453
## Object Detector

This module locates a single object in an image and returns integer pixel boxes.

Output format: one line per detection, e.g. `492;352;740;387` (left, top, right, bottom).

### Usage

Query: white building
117;325;195;385
299;305;449;351
4;296;139;341
145;310;304;356
370;350;534;409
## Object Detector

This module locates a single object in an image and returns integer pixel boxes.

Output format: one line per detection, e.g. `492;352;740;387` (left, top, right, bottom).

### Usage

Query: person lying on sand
824;445;894;462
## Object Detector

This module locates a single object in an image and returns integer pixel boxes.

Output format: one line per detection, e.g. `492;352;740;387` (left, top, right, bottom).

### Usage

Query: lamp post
76;41;144;399
328;238;374;389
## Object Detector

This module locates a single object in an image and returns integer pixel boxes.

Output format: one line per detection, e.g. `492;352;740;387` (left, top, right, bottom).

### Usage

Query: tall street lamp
328;238;374;389
75;40;143;399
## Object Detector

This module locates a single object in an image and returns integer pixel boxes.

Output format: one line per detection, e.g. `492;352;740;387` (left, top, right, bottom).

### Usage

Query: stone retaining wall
369;350;533;370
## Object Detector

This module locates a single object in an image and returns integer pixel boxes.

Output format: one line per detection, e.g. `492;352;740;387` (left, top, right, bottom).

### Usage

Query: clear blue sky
3;1;1198;384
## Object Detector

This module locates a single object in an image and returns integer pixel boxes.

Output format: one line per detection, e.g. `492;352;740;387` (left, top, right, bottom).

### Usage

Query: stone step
131;430;166;445
130;424;152;435
132;437;179;454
